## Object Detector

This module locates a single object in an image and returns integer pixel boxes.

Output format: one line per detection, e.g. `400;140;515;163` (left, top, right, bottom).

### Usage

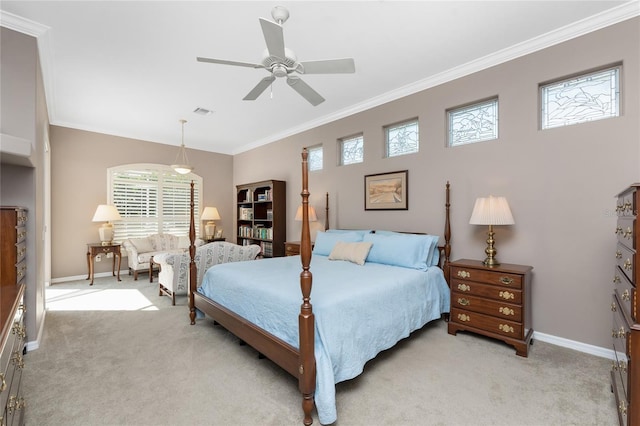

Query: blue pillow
373;231;440;267
326;229;372;237
313;231;364;256
363;233;439;270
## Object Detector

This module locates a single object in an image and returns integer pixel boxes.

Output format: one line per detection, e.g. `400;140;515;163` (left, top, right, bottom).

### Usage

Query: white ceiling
1;1;638;155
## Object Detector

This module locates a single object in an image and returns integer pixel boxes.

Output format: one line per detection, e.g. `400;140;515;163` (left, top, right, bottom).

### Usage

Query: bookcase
236;180;286;257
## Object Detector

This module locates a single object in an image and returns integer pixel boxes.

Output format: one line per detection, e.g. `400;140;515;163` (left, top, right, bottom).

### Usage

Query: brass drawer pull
612;361;618;371
499;291;514;300
613;275;621;284
457;270;471;279
0;373;5;392
611;302;617;312
499;307;515;316
624;259;632;270
616;226;623;235
616;250;622;259
457;298;470;306
457;283;470;292
498;324;514;334
499;276;514;285
625;227;633;239
612;327;626;339
622;289;631;302
457;313;470;322
619;399;627;415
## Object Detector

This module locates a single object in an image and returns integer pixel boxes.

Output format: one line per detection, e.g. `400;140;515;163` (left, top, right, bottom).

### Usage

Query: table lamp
469;196;514;267
201;207;221;239
295;205;318;222
92;204;122;245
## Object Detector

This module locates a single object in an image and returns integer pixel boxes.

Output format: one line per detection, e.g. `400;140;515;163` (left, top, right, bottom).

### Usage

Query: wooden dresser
448;258;533;357
611;184;640;426
0;207;27;425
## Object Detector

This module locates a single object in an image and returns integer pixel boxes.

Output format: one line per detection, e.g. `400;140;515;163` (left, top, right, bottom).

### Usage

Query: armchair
155;241;261;305
122;234;204;280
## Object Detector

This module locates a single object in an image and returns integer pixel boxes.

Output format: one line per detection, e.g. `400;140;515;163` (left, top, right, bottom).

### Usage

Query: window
339;134;364;165
385;119;419;157
541;65;620;129
448;98;499;147
307;144;323;171
108;164;202;242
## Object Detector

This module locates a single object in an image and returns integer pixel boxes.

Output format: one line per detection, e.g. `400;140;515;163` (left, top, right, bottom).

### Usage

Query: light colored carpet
23;274;618;425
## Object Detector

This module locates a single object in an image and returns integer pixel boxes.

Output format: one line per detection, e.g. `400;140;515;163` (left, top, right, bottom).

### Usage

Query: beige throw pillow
328;241;373;266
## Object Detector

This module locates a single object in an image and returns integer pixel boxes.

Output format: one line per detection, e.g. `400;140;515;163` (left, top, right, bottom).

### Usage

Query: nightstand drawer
451;293;522;321
451;279;523;304
451;308;523;339
450;266;523;289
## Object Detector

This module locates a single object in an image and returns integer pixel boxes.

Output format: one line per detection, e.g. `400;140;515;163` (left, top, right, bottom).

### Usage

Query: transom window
385;119;419;158
339;134;364;165
541;65;620;129
448;98;499;147
307;144;323;171
108;164;202;242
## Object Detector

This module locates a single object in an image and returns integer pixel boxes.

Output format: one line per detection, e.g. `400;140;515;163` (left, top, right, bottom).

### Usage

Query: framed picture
215;229;224;238
364;170;408;210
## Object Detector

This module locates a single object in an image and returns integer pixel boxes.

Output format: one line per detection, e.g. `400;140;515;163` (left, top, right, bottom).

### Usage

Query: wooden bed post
443;181;451;283
299;149;316;425
189;180;197;325
325;192;329;231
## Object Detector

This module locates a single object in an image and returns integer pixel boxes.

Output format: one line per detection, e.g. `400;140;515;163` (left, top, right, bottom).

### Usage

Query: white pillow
328;241;373;266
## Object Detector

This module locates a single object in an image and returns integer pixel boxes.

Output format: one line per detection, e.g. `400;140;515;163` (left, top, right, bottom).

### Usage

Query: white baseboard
533;330;615;360
25;309;46;352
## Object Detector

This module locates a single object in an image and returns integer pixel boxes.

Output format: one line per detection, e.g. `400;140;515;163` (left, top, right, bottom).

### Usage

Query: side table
447;258;533;357
86;243;122;285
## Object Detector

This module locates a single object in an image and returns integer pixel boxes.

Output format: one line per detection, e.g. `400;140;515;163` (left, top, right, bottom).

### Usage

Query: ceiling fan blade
243;76;276;100
259;18;286;59
287;76;325;106
197;57;264;69
299;58;356;74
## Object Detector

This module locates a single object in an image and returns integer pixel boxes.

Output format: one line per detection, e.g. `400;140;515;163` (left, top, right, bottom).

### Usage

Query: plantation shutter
109;165;201;242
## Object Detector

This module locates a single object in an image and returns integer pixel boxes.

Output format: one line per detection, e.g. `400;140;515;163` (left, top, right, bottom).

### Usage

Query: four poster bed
187;149;452;425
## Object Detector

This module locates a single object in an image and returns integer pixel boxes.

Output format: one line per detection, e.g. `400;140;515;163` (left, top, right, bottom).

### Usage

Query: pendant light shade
171;119;193;174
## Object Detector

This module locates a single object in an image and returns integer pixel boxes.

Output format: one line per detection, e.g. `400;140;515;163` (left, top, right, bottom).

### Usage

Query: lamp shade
201;207;221;221
295;205;317;222
469;196;515;225
92;204;122;222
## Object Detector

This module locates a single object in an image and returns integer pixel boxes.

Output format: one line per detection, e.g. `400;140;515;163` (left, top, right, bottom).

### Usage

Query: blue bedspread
198;254;450;424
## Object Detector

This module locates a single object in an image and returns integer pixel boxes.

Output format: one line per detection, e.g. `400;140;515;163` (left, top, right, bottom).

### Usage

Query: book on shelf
239;207;253;220
266;209;273;220
260;241;273;257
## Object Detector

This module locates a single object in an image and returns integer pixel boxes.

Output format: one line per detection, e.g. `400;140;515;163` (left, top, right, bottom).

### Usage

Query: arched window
107;164;202;242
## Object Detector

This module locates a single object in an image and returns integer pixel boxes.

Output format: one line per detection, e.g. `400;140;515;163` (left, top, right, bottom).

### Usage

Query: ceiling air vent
193;107;213;116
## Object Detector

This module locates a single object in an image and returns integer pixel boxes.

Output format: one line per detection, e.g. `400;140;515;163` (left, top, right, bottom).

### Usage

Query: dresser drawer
15;261;26;285
612;368;630;426
451;279;523;304
618;191;636;217
451;292;522;322
612;345;630;402
450;266;522;289
617;217;636;249
612;295;630;357
614;266;637;322
616;243;635;284
451;307;523;339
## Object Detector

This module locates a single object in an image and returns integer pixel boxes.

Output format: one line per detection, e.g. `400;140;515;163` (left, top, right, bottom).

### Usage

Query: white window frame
307;144;323;171
338;134;364;166
448;97;499;147
107;163;202;242
384;119;419;158
540;65;621;130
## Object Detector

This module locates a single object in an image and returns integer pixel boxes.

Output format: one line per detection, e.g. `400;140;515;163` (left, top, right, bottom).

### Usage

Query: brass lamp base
482;224;500;267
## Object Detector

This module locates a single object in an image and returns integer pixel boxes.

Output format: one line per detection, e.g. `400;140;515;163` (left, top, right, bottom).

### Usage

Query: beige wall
233;18;640;349
50;126;233;278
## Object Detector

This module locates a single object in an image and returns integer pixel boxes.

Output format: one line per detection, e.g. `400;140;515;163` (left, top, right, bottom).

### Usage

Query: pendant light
171;119;193;174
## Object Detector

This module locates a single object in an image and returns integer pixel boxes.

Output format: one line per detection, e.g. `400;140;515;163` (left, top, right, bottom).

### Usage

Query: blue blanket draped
198;254;450;424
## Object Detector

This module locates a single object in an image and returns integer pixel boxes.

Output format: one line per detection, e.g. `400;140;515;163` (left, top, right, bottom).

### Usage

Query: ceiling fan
197;6;355;106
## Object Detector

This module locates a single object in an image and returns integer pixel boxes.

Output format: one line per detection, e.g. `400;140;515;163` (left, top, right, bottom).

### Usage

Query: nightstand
284;241;314;256
447;259;533;357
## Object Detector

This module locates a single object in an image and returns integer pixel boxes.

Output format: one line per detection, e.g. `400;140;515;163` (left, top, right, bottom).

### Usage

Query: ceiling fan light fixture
171;119;193;175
